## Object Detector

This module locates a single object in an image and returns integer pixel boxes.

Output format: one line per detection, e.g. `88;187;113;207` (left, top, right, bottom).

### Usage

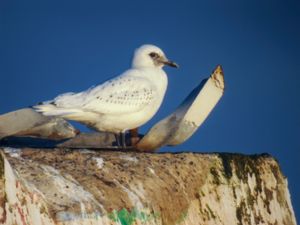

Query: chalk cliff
0;148;297;225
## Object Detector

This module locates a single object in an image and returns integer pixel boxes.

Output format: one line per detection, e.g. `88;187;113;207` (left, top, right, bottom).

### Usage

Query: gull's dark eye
149;52;159;58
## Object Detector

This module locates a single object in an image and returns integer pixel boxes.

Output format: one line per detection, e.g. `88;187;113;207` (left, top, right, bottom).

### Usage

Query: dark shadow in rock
0;136;67;148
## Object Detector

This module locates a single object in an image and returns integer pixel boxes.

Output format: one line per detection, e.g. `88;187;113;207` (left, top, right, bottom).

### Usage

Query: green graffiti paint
108;208;160;225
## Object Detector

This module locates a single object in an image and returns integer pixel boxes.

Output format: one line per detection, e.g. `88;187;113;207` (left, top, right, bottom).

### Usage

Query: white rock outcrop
0;148;297;225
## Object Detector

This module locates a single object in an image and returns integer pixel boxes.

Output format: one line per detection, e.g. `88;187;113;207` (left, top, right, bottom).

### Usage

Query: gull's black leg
121;132;126;148
114;133;121;147
114;132;126;148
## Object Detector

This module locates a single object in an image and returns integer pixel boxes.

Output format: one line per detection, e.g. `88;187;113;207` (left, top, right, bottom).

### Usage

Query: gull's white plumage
34;44;177;133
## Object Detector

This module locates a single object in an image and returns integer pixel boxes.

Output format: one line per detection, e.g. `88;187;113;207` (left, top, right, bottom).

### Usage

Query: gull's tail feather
33;104;81;117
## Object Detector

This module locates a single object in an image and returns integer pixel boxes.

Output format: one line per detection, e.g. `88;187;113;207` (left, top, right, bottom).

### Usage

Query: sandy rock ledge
0;148;297;225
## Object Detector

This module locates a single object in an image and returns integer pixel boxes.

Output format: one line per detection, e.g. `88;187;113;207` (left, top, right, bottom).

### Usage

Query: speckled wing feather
51;72;156;115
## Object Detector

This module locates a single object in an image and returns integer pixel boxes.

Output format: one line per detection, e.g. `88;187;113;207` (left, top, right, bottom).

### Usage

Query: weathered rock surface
137;65;224;151
0;108;78;140
0;148;297;225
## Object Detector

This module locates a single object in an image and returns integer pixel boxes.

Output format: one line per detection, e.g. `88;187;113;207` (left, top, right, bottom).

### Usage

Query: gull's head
132;44;178;69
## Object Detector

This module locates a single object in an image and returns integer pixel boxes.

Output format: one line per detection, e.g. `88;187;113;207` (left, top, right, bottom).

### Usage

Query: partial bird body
37;68;167;133
34;45;177;136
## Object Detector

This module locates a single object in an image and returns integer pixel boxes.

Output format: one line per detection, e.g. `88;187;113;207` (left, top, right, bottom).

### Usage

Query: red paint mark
17;206;27;225
0;205;7;224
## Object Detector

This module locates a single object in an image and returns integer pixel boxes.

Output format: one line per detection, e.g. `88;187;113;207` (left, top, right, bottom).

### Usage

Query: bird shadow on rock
0;136;66;148
0;133;145;152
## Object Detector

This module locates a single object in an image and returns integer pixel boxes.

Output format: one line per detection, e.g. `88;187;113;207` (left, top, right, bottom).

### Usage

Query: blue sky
1;0;299;221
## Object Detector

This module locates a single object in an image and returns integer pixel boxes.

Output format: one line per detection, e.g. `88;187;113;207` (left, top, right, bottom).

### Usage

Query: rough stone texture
0;148;297;225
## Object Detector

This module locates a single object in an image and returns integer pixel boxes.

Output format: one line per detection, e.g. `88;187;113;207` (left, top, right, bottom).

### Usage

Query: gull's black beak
156;55;179;68
164;60;179;68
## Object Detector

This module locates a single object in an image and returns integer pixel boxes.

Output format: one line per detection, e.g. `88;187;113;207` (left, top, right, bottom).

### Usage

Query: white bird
34;44;178;146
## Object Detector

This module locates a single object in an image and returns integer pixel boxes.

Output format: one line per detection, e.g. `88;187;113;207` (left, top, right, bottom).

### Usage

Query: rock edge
0;148;297;225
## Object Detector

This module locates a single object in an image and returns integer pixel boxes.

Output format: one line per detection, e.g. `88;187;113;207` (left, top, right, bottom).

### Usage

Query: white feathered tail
33;104;83;117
